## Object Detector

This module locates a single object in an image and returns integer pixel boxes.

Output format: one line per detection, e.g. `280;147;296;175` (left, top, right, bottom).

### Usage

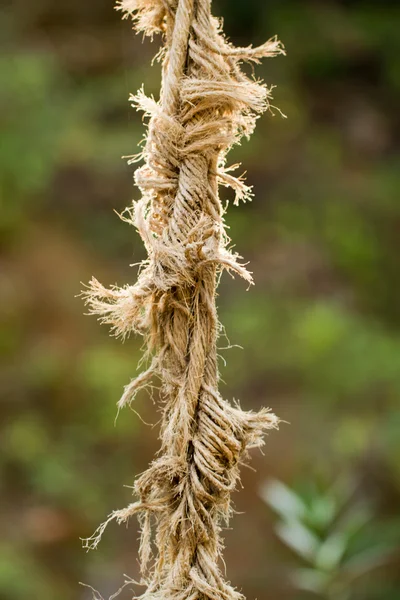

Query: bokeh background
1;0;400;599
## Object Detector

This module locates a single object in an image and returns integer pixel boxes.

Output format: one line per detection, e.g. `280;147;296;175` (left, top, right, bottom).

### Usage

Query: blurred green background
1;0;400;599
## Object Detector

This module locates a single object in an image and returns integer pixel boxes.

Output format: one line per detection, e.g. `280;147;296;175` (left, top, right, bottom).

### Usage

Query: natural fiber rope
83;1;284;598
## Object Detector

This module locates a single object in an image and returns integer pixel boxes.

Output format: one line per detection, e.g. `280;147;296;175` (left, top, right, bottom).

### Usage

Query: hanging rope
83;1;283;598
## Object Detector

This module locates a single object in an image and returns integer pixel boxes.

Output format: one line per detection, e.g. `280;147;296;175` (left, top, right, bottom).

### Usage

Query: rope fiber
83;1;284;598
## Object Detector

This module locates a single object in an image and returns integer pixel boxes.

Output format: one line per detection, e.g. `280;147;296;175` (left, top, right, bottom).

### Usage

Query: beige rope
83;1;284;598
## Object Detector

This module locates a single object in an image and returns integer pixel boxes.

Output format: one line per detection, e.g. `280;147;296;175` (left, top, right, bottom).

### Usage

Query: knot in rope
83;1;284;599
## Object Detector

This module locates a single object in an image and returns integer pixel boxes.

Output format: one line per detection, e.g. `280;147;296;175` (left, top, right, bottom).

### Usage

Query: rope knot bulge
83;1;284;599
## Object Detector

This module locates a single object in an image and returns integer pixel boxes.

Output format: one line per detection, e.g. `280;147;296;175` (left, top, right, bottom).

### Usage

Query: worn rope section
83;1;284;598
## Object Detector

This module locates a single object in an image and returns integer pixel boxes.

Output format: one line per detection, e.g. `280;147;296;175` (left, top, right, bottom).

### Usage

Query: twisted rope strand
83;1;284;598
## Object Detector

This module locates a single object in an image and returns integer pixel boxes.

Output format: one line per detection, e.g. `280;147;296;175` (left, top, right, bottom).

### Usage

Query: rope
83;1;284;598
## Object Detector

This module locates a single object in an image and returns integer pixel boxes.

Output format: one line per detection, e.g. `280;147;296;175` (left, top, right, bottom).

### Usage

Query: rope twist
84;1;284;598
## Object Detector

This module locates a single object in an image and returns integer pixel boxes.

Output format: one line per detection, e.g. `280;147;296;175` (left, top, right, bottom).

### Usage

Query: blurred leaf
315;531;348;571
307;495;337;530
291;567;331;595
343;547;393;581
275;520;320;562
261;479;307;521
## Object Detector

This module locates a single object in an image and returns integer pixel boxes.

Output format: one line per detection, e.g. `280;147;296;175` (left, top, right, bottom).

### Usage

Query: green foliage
262;478;398;599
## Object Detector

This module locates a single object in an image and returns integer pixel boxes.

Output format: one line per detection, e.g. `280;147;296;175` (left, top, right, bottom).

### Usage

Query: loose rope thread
83;1;284;598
